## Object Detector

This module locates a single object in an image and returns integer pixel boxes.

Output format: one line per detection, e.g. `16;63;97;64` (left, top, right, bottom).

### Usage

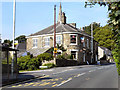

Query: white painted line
77;73;86;77
53;69;74;75
89;69;96;72
98;68;102;70
57;78;72;87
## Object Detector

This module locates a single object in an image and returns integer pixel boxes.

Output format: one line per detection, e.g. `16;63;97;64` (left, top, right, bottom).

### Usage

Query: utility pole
54;5;56;65
91;22;93;64
12;0;16;76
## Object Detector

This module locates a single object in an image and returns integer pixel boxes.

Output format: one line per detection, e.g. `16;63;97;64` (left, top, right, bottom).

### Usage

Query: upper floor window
56;36;61;45
33;38;38;48
70;34;77;45
44;37;50;47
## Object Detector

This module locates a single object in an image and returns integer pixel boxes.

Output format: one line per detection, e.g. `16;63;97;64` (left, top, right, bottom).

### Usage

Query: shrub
56;53;72;60
17;55;42;70
37;53;53;61
56;55;65;59
42;63;56;68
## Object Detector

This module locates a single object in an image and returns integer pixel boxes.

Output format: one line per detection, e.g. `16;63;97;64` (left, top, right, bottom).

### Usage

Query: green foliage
56;44;66;52
56;55;65;59
17;55;42;70
3;39;12;47
37;53;53;61
15;35;26;43
56;53;72;60
42;63;56;69
85;1;120;75
94;25;115;50
83;22;100;35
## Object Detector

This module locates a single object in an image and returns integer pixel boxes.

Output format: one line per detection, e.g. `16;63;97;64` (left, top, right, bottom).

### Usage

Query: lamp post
11;0;16;76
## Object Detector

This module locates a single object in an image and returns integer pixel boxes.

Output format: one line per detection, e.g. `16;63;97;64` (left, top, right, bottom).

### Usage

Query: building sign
70;35;76;44
80;37;84;43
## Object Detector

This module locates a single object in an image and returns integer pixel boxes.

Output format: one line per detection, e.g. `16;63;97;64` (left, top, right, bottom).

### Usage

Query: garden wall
56;59;79;67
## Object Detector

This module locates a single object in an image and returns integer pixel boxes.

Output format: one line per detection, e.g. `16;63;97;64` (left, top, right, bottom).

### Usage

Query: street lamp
11;0;16;76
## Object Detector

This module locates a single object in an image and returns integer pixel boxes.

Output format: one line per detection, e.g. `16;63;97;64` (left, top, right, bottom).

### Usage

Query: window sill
44;46;50;48
32;47;37;49
70;43;77;45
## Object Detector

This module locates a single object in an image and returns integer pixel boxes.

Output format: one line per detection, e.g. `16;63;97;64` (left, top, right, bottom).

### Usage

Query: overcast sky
2;1;108;41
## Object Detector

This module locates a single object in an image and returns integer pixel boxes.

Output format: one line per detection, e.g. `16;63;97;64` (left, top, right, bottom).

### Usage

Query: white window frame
32;38;38;48
44;37;50;47
56;35;62;45
69;34;78;45
70;49;78;60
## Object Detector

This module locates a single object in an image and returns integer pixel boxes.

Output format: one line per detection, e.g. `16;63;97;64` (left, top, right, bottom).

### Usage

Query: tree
85;1;120;75
15;35;26;43
83;22;100;35
94;25;115;50
3;39;12;47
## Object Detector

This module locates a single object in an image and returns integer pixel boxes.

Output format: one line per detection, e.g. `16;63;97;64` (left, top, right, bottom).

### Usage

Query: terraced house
26;4;98;64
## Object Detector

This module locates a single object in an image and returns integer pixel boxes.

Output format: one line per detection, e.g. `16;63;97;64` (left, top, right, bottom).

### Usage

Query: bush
56;53;72;60
56;55;65;59
42;63;56;68
17;55;42;70
37;53;53;61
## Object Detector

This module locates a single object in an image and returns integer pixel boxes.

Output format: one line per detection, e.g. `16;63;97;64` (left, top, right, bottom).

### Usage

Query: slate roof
29;22;89;37
27;47;50;56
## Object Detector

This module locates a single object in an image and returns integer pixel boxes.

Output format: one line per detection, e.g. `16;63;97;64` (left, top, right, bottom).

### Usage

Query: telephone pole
12;0;16;76
54;5;56;65
91;22;93;64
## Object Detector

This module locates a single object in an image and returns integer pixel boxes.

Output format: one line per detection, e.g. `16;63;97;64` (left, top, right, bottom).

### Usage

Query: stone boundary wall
56;59;79;67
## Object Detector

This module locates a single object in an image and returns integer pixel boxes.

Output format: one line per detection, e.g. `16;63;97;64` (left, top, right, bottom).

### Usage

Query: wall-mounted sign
80;37;84;43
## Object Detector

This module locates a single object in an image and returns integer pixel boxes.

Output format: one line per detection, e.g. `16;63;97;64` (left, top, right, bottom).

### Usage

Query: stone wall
56;59;79;67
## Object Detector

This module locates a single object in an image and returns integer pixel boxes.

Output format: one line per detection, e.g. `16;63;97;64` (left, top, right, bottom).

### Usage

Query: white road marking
53;69;74;75
89;69;96;72
77;73;86;77
98;68;102;70
57;78;72;87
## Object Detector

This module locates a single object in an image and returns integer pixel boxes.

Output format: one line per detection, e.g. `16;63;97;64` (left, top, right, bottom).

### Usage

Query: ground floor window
83;51;85;62
71;51;77;60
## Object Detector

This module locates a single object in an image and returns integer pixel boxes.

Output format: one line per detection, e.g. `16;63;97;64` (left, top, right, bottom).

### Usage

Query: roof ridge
66;24;78;32
47;23;61;33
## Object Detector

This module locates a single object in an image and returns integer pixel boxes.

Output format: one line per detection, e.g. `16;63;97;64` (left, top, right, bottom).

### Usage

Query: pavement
1;64;119;89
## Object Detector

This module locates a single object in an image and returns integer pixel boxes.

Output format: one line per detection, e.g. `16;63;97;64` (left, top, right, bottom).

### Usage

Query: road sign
54;48;57;53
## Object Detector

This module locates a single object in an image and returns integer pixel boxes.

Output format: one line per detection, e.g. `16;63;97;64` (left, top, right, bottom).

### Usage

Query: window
56;36;61;45
71;51;77;60
87;39;89;48
83;51;85;62
83;42;85;47
70;35;77;44
45;37;50;47
33;39;38;48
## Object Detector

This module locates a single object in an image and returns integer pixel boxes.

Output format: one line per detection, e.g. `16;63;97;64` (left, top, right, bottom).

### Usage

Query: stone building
26;3;98;64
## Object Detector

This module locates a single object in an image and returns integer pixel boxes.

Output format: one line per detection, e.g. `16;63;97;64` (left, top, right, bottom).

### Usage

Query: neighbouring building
98;46;113;63
26;3;98;64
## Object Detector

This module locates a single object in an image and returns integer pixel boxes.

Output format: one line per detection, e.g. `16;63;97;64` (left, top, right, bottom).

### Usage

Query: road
2;64;118;89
